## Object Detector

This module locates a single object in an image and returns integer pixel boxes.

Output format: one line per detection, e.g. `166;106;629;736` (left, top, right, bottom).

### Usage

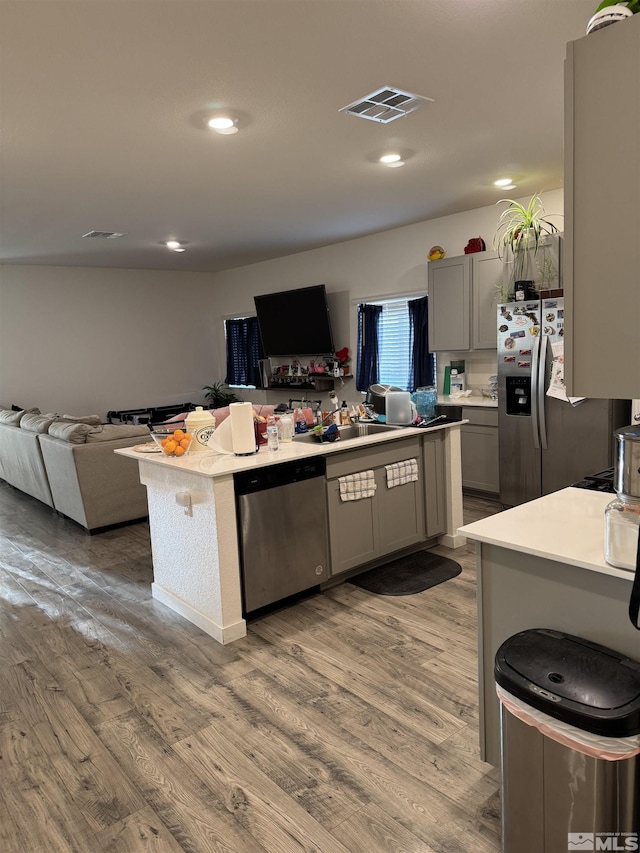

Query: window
356;295;435;392
225;316;263;388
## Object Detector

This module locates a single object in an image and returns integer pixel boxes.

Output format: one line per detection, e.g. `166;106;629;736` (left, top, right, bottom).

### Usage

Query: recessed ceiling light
494;178;514;187
173;248;186;253
208;117;234;129
165;240;181;249
380;153;402;164
386;160;405;168
207;116;238;135
500;184;517;191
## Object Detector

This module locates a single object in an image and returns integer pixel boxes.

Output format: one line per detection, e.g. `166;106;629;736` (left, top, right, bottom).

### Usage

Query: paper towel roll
230;402;257;456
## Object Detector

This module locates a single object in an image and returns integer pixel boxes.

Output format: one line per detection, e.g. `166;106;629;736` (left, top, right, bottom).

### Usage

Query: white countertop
459;487;634;581
438;394;498;408
116;420;462;480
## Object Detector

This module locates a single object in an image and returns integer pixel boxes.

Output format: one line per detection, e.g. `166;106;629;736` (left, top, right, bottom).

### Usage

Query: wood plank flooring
0;482;503;852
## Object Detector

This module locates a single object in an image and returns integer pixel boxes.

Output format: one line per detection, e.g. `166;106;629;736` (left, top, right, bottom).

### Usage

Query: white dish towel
385;458;419;489
338;470;376;501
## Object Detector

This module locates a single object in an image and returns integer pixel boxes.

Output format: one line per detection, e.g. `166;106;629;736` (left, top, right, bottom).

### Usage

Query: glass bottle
604;494;640;570
266;415;279;451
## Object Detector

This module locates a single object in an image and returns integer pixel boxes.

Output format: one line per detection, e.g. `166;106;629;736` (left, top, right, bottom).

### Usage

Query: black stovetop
571;467;615;493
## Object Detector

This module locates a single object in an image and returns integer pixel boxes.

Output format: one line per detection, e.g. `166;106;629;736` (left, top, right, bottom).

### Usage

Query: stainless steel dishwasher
234;457;329;613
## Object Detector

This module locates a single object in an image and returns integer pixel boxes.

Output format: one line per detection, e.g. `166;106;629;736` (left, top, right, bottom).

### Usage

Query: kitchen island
117;421;465;644
459;488;640;768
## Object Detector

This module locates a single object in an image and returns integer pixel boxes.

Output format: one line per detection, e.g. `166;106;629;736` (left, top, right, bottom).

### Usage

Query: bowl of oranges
150;426;193;457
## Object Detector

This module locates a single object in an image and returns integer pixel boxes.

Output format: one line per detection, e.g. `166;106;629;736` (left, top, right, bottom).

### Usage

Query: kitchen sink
293;422;404;443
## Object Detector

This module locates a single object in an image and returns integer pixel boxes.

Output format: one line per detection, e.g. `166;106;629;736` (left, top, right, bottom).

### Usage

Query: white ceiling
0;0;596;274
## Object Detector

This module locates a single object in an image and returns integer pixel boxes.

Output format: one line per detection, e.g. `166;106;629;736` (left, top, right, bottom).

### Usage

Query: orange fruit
173;429;185;438
174;445;185;456
179;438;190;449
161;438;169;447
183;432;193;441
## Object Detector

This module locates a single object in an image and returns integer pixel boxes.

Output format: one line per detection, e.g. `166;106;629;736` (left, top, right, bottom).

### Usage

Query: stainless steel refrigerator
497;297;629;507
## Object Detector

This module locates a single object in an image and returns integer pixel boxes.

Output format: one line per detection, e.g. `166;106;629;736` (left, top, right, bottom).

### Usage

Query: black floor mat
350;550;462;596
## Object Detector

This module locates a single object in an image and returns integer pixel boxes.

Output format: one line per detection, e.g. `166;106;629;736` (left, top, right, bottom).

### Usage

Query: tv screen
254;284;335;357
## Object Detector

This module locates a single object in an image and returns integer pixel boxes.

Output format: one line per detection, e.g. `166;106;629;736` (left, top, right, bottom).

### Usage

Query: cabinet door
377;464;425;555
422;432;446;537
471;253;501;349
428;255;471;352
327;479;379;575
565;17;640;398
461;424;499;494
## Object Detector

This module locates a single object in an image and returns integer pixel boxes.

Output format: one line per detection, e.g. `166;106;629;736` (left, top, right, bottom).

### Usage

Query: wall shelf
266;374;352;391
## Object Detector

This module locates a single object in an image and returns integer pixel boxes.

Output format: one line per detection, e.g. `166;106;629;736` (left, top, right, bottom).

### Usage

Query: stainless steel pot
614;424;640;498
365;383;403;415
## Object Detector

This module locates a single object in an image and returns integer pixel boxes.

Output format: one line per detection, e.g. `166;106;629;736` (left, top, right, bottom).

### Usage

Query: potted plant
587;1;640;35
202;381;241;407
493;193;560;295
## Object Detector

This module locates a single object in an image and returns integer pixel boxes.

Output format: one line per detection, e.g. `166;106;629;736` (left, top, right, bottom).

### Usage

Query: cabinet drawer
325;437;422;479
462;407;498;427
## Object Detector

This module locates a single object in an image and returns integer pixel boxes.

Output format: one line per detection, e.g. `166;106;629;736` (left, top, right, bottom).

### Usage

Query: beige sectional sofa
0;408;150;532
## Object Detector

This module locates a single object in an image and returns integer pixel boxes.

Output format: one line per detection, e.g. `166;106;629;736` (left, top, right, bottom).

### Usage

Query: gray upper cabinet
428;252;500;352
564;15;640;398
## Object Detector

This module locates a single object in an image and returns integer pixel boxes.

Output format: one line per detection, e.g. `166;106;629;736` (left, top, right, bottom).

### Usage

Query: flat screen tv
254;284;335;357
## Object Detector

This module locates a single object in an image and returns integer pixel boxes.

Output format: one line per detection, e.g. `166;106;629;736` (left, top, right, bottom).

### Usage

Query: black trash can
495;628;640;852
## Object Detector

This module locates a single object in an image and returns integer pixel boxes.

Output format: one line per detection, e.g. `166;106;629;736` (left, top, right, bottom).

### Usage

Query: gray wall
0;265;214;419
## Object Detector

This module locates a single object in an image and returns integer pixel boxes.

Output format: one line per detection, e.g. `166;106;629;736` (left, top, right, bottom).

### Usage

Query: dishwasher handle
234;457;326;495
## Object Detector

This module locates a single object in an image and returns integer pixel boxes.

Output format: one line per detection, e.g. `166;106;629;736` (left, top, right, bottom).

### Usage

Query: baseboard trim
151;583;246;644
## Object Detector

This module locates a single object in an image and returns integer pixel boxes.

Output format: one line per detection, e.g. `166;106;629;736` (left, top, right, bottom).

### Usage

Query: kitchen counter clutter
459;487;640;768
117;420;465;644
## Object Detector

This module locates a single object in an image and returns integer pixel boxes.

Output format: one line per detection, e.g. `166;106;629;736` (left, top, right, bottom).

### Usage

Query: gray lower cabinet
461;407;499;494
326;437;425;576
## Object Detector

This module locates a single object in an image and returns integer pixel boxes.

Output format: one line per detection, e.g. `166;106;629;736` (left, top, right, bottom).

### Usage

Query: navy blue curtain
225;317;264;387
356;303;382;391
408;295;434;391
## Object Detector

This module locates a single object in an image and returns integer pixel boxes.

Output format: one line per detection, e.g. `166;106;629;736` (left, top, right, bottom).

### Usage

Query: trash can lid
495;628;640;737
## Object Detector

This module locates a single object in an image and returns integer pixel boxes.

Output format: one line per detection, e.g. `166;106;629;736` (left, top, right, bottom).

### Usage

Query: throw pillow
11;405;40;414
0;409;25;426
60;413;102;426
47;421;95;444
86;424;150;442
20;412;56;434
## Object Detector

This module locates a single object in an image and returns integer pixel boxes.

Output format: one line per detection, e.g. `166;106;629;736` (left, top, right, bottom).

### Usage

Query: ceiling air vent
82;230;126;239
339;86;433;124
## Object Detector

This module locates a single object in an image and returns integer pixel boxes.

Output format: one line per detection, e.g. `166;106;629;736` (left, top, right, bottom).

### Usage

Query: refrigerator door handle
531;335;541;450
538;335;548;450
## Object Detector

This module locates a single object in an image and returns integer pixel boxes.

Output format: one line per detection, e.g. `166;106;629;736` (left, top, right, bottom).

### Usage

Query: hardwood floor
0;481;503;852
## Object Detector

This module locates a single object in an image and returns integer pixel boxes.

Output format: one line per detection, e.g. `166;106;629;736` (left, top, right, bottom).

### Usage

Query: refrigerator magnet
499;324;509;333
520;349;532;356
518;361;531;368
505;337;515;349
504;356;516;362
530;326;540;336
512;330;526;338
544;326;554;335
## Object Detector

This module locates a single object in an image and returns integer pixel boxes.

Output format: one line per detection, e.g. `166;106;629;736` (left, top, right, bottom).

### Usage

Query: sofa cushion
48;421;96;444
60;413;103;426
85;424;150;442
20;412;57;434
0;409;26;425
